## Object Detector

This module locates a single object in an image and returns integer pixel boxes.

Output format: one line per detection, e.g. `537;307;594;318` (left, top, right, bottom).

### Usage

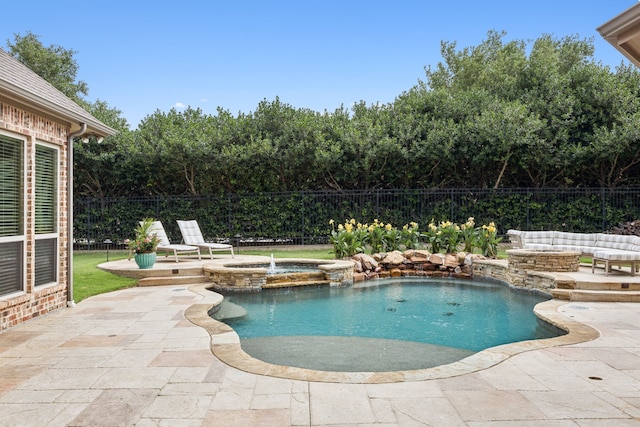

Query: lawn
73;251;136;302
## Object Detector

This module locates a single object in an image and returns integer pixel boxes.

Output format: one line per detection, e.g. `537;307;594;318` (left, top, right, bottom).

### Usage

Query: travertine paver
0;285;639;426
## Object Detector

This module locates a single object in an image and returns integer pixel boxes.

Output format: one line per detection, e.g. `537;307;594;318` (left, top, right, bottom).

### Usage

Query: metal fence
74;188;640;250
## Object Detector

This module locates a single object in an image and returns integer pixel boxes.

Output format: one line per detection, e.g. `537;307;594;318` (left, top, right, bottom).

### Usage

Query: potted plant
124;218;161;269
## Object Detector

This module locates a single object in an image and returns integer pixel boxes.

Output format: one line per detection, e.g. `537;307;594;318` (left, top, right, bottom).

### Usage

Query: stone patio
0;283;639;426
1;254;639;425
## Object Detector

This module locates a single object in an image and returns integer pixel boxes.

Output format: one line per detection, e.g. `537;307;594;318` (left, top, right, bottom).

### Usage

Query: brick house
0;48;116;331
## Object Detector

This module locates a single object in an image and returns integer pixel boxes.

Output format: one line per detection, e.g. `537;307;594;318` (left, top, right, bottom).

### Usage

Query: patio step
137;275;209;287
551;289;640;302
575;280;640;291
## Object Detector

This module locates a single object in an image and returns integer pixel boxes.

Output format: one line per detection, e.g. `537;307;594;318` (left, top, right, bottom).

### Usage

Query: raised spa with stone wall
204;258;355;292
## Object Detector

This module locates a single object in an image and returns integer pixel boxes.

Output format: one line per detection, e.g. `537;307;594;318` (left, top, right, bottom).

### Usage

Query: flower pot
134;252;156;269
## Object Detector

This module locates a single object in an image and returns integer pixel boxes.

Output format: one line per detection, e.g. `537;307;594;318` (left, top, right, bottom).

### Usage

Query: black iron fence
74;188;640;250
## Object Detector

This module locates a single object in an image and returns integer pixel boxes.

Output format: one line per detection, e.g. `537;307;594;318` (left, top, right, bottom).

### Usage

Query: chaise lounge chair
148;221;201;262
177;220;235;259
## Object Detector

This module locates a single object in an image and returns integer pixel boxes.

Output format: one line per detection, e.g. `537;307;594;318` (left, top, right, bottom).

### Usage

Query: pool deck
1;259;640;425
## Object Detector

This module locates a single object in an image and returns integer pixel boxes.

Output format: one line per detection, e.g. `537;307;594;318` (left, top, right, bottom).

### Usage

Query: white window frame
0;130;26;298
34;140;59;288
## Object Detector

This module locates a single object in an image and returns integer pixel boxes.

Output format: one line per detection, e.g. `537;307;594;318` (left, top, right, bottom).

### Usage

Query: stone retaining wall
472;258;562;292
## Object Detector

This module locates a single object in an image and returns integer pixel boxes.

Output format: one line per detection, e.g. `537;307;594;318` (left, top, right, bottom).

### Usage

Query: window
35;144;58;286
0;135;24;295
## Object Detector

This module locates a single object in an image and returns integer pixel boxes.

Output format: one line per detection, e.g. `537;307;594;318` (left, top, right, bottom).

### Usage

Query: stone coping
184;282;600;384
506;249;582;256
203;257;354;273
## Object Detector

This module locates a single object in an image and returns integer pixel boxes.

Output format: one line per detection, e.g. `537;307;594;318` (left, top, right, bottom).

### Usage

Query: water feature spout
269;254;276;273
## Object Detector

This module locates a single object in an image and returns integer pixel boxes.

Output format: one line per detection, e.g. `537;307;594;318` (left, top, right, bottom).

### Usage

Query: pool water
229;263;321;274
214;278;564;372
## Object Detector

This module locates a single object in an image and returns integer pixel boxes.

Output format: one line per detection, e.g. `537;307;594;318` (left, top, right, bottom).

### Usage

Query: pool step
138;275;209;287
262;280;331;289
551;289;640;302
210;301;247;320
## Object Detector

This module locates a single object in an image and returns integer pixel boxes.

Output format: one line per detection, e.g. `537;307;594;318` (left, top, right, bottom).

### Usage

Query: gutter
66;122;87;307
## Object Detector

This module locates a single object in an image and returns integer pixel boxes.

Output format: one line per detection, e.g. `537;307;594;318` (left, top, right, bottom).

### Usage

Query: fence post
300;192;305;245
601;187;606;232
450;188;454;221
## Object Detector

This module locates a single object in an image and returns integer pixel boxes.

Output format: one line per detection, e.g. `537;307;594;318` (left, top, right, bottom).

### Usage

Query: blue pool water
214;278;564;371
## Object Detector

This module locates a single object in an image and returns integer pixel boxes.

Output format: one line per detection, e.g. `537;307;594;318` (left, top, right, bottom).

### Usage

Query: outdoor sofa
507;230;640;276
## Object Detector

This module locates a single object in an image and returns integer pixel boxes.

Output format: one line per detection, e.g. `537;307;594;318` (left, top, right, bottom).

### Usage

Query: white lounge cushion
148;221;201;262
177;220;234;259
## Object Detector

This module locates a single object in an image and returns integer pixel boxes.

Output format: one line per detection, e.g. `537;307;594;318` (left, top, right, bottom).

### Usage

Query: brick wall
0;102;70;331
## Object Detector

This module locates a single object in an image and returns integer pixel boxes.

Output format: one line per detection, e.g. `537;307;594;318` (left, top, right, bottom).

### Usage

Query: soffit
598;3;640;67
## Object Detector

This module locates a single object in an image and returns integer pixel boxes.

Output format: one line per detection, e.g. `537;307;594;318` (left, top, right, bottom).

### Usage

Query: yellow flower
385;223;392;231
345;223;353;233
368;225;375;232
329;219;334;225
403;224;408;230
429;223;437;231
410;221;418;228
338;224;344;231
350;218;356;225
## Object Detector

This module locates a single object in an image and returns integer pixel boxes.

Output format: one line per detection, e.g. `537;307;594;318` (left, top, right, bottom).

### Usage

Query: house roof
597;3;640;68
0;48;116;137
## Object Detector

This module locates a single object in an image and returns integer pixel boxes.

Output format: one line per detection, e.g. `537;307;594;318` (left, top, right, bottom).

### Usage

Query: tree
413;30;640;188
6;32;88;103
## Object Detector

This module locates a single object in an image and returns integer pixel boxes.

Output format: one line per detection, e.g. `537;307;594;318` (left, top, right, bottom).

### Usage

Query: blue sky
2;1;637;127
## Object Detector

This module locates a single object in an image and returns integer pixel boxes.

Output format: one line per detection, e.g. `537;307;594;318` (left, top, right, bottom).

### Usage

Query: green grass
73;251;136;303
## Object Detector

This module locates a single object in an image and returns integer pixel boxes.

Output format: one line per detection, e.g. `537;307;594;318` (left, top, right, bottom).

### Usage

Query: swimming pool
213;278;564;372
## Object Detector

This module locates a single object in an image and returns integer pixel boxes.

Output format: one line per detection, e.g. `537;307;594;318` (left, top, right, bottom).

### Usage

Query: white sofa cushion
593;248;640;261
552;232;597;254
594;234;637;251
525;244;555;250
522;231;554;246
553;232;597;247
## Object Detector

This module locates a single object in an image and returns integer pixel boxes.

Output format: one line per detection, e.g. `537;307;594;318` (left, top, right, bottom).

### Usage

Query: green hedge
74;188;640;249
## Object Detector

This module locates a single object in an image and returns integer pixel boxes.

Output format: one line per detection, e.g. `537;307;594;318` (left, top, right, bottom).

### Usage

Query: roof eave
597;3;640;68
0;80;117;137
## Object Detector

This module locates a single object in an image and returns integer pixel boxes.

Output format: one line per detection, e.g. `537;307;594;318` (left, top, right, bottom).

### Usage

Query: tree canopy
7;31;640;196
